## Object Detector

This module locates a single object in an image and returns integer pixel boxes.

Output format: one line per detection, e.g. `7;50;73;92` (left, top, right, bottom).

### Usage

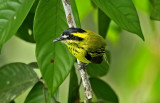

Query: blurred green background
0;0;160;103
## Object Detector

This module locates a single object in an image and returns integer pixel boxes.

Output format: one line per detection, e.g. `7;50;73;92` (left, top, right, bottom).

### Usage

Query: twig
53;96;60;103
61;0;93;102
40;79;59;103
77;60;93;102
40;78;47;89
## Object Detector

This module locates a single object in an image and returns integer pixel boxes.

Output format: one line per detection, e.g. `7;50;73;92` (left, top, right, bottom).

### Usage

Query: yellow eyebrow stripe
71;32;88;38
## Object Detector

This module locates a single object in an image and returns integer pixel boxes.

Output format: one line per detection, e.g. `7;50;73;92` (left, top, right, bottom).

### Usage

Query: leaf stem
40;79;59;103
53;96;60;103
43;87;47;103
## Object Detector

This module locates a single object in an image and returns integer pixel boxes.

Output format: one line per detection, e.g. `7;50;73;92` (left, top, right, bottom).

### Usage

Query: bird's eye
69;34;73;37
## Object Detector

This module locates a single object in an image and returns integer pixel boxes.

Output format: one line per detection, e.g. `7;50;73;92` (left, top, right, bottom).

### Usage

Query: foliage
92;0;144;40
90;78;118;103
150;0;160;20
34;0;75;96
0;63;38;103
0;0;160;103
0;0;35;51
25;82;58;103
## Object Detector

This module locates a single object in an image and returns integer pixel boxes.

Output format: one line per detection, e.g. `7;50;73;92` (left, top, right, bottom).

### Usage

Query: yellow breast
67;42;91;63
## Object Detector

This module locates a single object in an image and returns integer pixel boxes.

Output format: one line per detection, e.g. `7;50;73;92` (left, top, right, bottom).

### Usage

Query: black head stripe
63;28;86;34
62;28;85;41
70;35;84;41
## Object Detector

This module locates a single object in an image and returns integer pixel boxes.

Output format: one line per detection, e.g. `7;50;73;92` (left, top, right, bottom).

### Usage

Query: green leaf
132;0;150;13
34;0;75;96
87;50;110;77
28;62;39;69
92;0;144;40
70;0;81;28
30;0;39;13
98;8;110;38
25;82;58;103
90;78;119;103
16;11;35;43
68;67;79;103
150;0;160;20
0;0;35;51
16;0;39;43
87;59;109;77
0;63;38;103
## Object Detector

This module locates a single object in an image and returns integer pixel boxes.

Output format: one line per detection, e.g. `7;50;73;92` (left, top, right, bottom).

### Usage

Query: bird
53;28;107;64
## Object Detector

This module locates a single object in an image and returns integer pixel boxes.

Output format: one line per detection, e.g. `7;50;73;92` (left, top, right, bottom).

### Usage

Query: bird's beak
53;37;62;42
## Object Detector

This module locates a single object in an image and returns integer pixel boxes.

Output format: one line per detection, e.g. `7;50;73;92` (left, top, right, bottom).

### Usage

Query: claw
78;63;89;70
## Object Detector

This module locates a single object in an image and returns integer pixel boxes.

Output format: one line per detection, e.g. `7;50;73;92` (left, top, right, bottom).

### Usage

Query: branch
61;0;93;102
77;61;93;100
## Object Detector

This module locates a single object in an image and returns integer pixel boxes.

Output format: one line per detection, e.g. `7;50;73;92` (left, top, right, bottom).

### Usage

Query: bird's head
53;28;86;43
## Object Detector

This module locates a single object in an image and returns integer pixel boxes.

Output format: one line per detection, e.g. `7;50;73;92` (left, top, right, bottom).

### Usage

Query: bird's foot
78;63;89;70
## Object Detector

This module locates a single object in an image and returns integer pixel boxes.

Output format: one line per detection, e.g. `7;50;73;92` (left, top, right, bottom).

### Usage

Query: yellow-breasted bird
53;28;106;64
